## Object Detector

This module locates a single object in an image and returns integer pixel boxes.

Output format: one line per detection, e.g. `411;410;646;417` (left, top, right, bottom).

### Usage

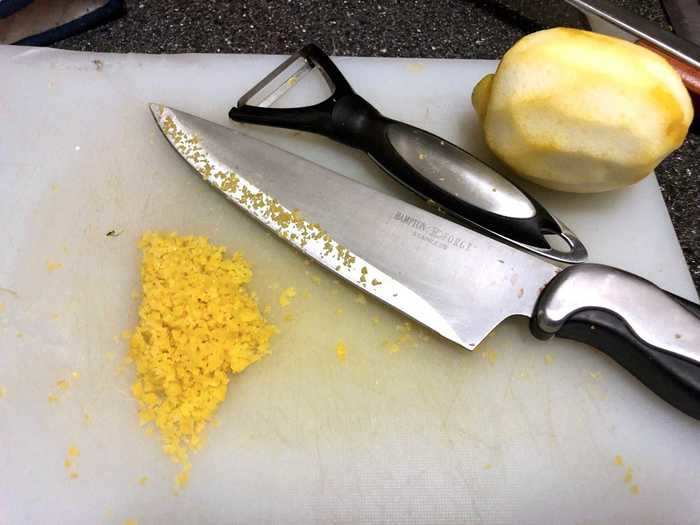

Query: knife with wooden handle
564;0;700;113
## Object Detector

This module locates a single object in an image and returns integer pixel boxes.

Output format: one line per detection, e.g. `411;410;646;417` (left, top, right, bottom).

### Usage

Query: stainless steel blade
565;0;700;69
149;104;560;350
662;0;700;46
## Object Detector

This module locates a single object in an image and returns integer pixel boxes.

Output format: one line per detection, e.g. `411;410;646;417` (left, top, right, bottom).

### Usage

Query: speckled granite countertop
54;0;699;290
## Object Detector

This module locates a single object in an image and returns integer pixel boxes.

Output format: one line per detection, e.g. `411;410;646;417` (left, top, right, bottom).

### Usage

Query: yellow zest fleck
386;342;401;353
335;341;347;362
371;316;380;326
124;520;138;525
383;322;417;353
483;463;492;470
335;308;344;316
310;274;321;285
138;476;149;486
69;472;79;480
614;455;624;466
48;394;59;403
64;459;72;468
0;386;6;399
283;312;295;322
418;152;427;160
279;287;297;307
50;313;60;320
56;379;70;391
0;303;4;313
482;348;498;365
46;261;63;272
68;446;80;458
544;354;555;365
71;371;80;380
630;484;640;495
624;467;633;483
128;233;276;488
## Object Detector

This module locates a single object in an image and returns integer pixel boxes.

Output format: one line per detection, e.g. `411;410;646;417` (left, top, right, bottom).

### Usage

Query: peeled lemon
472;28;693;193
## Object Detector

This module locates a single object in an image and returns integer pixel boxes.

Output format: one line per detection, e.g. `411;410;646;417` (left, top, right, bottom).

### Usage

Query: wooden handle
636;39;700;116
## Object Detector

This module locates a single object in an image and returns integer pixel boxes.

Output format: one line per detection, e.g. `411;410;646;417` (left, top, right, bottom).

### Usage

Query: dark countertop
54;0;699;291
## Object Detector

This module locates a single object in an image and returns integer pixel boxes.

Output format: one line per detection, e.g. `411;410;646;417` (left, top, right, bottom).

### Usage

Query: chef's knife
150;104;700;420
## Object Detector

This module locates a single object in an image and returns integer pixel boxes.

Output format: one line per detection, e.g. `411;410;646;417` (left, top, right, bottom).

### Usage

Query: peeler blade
238;53;316;109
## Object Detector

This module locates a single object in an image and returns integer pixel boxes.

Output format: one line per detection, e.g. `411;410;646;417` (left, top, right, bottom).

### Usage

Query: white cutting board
0;46;698;525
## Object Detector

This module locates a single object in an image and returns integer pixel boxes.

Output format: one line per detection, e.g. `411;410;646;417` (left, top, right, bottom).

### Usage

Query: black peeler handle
229;44;587;263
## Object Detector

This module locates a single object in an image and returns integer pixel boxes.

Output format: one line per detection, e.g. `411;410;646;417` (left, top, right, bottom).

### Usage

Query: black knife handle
531;264;700;420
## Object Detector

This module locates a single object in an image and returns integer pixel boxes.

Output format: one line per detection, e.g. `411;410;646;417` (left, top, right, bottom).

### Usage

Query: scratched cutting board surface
0;46;698;525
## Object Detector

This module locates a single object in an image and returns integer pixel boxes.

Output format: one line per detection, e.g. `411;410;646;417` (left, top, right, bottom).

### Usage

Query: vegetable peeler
229;44;587;263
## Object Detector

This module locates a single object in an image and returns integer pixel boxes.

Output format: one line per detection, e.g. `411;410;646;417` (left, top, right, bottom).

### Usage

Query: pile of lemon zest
335;340;347;362
278;287;297;307
128;233;275;489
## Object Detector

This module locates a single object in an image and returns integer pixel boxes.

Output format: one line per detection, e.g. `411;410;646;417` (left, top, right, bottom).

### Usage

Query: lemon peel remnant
128;232;276;488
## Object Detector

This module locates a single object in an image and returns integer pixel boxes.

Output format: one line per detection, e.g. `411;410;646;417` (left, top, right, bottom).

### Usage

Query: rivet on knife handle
229;43;588;264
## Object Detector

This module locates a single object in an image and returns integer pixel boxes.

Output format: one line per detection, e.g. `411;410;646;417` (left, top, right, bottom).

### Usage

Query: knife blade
150;104;700;420
662;0;700;46
564;0;700;69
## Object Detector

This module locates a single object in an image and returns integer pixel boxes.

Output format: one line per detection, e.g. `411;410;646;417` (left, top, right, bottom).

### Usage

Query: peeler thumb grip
328;95;584;259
